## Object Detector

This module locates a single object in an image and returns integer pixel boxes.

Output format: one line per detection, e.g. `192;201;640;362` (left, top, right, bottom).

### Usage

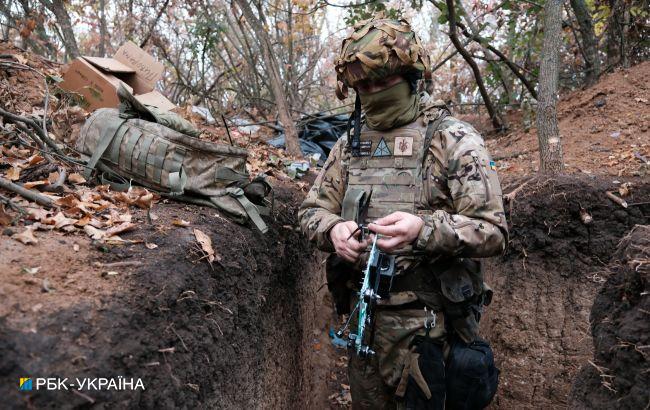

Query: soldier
299;15;508;410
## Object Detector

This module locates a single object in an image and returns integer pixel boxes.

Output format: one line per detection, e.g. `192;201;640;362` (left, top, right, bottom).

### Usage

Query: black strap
350;94;362;157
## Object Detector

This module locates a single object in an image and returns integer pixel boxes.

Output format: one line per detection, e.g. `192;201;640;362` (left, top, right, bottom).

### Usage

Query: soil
568;225;649;410
482;175;650;409
475;62;649;179
0;183;328;408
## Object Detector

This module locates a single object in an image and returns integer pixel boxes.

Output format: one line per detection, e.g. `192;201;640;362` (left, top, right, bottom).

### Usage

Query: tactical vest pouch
434;258;488;343
341;188;368;222
77;107;270;233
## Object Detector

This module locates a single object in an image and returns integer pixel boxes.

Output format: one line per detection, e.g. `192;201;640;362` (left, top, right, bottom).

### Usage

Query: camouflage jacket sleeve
298;138;347;252
414;117;508;257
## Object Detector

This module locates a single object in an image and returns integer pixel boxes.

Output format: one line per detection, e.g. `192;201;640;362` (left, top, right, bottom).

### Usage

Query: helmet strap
350;93;362;157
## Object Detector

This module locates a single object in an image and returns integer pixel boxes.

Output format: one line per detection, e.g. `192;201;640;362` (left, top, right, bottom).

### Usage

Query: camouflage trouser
348;308;447;409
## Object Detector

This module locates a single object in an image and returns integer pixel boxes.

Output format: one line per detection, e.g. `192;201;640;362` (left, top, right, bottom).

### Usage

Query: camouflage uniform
299;15;507;410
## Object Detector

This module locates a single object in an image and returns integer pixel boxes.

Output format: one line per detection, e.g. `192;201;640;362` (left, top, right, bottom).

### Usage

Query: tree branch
444;0;503;130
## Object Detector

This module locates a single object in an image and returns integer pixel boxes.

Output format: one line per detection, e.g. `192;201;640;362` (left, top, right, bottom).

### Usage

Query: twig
170;325;189;352
504;179;532;203
72;389;95;404
0;60;52;143
92;260;143;268
0;177;56;208
42;166;66;193
221;114;234;146
605;191;628;208
13;121;46;151
0;107;62;155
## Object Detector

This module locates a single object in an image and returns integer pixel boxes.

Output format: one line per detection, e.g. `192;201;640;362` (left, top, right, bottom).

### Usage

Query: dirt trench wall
0;186;321;409
569;225;649;410
481;176;650;409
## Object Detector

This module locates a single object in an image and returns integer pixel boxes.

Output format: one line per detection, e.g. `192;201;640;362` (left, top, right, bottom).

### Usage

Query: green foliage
343;1;402;26
188;11;227;56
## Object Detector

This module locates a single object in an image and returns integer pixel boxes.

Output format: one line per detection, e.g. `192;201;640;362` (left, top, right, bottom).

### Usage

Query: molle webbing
346;125;426;222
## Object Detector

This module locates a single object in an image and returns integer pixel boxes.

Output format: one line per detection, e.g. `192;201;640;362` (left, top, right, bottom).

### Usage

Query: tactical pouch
326;254;355;315
341;188;368;222
445;336;499;410
437;258;489;343
396;336;446;410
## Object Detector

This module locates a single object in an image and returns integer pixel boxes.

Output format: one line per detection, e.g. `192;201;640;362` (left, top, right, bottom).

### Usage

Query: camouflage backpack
76;85;270;233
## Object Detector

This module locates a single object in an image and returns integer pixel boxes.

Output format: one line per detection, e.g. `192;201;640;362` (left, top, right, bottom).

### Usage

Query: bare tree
445;0;503;131
536;0;564;174
233;0;301;156
40;0;79;59
569;0;600;85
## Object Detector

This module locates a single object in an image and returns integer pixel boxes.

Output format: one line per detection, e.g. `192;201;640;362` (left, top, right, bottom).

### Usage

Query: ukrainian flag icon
19;378;32;391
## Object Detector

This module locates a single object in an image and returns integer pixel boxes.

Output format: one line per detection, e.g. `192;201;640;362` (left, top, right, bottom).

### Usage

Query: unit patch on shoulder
372;137;392;157
359;140;372;156
394;136;414;156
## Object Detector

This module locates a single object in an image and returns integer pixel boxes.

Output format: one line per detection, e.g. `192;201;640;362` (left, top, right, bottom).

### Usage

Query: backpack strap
84;118;127;179
225;187;269;234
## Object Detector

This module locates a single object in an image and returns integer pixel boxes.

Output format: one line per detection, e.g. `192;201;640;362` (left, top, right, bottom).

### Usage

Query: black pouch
404;336;446;410
325;254;355;315
445;336;499;410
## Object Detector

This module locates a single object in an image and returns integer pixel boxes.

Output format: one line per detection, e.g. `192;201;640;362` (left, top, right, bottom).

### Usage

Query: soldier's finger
347;238;367;252
377;236;405;251
341;248;360;262
372;212;403;226
368;223;400;236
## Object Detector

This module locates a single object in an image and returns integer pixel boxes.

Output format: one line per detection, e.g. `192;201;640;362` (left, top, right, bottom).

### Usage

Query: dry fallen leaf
23;180;48;189
14;227;38;245
6;166;20;181
0;204;12;225
67;173;86;184
619;182;632;197
47;171;60;184
145;242;158;249
21;266;41;274
172;219;190;227
43;212;77;229
84;225;106;240
104;222;135;237
193;228;220;264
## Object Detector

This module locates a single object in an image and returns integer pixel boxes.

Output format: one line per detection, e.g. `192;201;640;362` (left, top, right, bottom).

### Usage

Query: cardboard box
60;41;174;111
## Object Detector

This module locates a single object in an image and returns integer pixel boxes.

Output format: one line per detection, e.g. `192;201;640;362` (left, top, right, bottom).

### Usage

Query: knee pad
403;337;446;410
445;337;499;410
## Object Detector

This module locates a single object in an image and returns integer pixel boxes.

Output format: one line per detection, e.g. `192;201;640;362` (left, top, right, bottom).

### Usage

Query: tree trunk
41;0;80;60
606;0;624;66
569;0;600;85
621;6;630;68
98;0;107;57
233;0;302;157
536;0;564;174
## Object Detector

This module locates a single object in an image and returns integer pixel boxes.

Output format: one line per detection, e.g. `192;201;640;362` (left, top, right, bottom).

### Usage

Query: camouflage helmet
334;14;430;100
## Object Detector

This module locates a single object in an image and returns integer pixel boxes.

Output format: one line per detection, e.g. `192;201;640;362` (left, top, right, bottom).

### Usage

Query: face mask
359;81;420;130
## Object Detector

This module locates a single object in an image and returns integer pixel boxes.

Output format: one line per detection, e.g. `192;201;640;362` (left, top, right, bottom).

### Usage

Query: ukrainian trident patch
394;136;413;156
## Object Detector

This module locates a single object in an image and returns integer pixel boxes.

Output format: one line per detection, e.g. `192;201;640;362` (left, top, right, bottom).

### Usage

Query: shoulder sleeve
415;118;509;257
298;138;348;252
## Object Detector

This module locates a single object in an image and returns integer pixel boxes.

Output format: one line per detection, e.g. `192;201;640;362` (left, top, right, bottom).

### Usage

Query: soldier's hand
330;220;370;263
368;212;424;253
